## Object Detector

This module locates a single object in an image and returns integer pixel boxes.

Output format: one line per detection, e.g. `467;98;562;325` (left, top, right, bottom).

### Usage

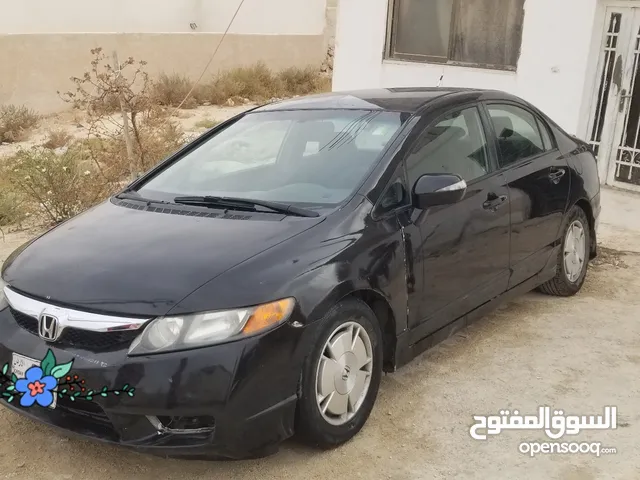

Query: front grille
10;308;39;335
9;307;139;351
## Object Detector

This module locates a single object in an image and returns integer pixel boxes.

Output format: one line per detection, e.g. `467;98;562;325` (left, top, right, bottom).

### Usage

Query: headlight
128;298;295;356
0;277;7;311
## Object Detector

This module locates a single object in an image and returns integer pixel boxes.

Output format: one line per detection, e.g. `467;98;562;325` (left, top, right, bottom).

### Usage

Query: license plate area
11;353;57;409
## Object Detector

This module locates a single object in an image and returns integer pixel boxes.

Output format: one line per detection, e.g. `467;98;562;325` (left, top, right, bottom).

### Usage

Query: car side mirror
412;173;467;209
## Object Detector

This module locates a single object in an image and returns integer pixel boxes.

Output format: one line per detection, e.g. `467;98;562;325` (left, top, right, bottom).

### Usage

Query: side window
405;107;490;186
487;104;546;167
537;117;554;150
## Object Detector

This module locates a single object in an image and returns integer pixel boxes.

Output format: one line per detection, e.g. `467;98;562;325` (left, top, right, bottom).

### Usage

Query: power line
170;0;248;115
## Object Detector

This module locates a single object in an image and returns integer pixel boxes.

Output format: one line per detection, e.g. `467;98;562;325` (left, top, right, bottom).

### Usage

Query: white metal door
586;6;640;190
607;8;640;190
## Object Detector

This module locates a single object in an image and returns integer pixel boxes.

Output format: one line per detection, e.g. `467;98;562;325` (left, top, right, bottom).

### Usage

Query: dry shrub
85;120;184;178
194;118;219;129
4;147;115;224
0;105;40;143
152;73;198;109
0;187;27;227
42;129;73;149
279;66;331;96
59;48;152;119
60;47;185;179
192;63;330;106
150;64;330;109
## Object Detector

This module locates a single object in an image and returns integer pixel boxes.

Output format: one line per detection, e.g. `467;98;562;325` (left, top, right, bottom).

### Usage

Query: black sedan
0;88;600;459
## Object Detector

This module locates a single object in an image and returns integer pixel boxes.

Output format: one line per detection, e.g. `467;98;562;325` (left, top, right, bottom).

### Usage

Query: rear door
482;102;571;288
406;104;511;341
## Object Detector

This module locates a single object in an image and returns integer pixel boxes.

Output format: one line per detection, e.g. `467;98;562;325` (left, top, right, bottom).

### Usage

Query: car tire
538;205;590;297
296;298;383;449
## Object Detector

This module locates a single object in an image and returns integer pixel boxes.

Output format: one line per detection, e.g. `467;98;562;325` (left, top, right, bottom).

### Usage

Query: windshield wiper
115;190;174;205
173;196;320;218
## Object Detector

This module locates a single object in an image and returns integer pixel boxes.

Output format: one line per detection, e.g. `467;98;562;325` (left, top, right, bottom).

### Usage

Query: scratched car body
0;88;601;459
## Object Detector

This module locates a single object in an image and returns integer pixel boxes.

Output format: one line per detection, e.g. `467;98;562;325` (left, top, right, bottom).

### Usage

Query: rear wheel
538;205;590;296
296;298;383;448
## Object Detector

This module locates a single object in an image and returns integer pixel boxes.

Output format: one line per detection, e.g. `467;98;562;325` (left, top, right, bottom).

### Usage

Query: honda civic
0;88;601;459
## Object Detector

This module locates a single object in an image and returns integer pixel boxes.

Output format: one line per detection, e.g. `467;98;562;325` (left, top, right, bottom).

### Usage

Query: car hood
2;200;323;317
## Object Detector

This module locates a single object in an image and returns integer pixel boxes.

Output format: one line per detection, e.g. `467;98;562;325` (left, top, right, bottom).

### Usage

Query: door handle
482;194;507;211
548;168;566;184
619;88;633;113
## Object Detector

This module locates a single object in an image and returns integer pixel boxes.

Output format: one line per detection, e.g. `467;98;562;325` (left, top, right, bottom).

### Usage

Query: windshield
136;109;406;209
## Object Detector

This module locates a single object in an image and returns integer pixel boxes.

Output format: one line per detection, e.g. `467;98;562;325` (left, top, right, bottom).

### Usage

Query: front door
587;6;640;191
405;105;511;340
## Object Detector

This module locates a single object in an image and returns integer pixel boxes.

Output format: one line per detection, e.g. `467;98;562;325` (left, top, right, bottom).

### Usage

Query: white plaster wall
333;0;601;136
0;0;326;35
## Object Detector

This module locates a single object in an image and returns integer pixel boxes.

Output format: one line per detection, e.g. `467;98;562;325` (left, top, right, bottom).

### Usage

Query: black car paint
0;88;601;458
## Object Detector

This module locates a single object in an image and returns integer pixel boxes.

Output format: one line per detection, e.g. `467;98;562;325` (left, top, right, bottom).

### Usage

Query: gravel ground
0;187;639;480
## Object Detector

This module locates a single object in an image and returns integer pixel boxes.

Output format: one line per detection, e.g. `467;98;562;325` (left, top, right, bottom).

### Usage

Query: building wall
332;0;602;136
0;0;330;114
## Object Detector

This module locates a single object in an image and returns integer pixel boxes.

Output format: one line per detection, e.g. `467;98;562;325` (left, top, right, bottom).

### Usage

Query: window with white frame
385;0;526;71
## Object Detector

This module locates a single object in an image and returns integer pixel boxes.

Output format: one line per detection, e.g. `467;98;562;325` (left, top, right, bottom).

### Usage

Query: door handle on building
619;89;633;112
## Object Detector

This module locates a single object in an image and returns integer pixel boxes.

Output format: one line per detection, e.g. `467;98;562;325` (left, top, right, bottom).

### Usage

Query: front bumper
0;304;311;459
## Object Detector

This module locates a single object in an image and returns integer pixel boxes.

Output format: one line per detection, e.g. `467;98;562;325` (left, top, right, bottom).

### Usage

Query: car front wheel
296;298;383;448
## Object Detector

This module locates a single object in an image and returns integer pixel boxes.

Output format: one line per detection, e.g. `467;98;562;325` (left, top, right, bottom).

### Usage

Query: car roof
252;87;522;114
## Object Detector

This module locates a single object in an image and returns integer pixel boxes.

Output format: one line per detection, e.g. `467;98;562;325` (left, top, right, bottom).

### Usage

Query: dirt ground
1;182;640;477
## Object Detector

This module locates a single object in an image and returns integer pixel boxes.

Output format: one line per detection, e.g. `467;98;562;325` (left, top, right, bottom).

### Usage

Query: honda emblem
38;313;60;341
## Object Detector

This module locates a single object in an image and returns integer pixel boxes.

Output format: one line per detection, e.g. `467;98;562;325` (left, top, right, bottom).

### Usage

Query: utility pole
112;51;136;180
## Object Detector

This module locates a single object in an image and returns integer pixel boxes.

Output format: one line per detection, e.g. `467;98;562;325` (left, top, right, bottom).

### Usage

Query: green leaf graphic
1;363;7;375
41;350;56;376
6;386;14;392
51;361;73;379
11;374;17;383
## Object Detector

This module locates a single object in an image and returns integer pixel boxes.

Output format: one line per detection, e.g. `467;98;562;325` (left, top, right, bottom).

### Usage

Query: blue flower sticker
14;366;56;407
0;349;135;408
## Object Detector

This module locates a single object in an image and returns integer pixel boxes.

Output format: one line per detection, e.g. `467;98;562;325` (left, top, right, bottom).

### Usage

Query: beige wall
0;33;326;114
0;0;326;35
0;0;334;114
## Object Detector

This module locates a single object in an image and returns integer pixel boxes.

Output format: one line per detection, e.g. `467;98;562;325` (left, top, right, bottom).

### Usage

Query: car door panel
408;172;510;342
483;102;571;288
504;152;571;287
401;105;511;343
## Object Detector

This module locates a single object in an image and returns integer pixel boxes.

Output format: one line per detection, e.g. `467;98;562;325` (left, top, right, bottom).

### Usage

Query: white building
332;0;640;191
0;0;335;114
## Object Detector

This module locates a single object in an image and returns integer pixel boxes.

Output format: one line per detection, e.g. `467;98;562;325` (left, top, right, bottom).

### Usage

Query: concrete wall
332;0;602;136
0;0;330;114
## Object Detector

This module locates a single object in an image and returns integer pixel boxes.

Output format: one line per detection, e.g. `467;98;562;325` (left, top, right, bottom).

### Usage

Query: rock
203;102;211;107
54;146;69;156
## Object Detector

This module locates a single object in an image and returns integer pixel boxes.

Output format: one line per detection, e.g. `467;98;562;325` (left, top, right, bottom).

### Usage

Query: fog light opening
146;415;215;434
